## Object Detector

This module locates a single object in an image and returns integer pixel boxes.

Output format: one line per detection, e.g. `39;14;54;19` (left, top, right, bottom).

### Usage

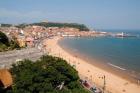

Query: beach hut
0;69;13;88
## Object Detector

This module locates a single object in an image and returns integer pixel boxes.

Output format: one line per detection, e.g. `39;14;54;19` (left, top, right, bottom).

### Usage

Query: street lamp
99;75;106;93
103;75;106;93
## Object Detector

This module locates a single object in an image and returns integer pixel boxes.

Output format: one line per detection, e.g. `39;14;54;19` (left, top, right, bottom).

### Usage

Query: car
94;88;102;93
90;86;96;91
83;80;90;88
90;87;102;93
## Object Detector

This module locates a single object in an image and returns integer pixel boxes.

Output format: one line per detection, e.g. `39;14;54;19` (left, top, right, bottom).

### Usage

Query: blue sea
59;30;140;80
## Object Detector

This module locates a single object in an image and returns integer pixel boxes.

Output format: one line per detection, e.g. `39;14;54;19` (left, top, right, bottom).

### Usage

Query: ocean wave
108;63;126;71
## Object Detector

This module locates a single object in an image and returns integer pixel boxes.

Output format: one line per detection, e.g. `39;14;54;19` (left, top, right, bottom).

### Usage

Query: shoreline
58;40;139;84
44;36;140;93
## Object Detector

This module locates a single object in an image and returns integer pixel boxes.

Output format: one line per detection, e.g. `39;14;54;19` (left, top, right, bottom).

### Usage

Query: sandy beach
44;36;140;93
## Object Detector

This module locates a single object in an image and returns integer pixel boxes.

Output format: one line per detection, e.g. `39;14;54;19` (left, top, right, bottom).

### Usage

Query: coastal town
0;22;140;93
0;23;110;69
0;0;140;93
0;22;109;93
0;24;137;51
0;23;109;49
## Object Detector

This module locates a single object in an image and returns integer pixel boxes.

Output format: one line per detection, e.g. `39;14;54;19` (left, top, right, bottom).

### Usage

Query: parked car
90;86;102;93
83;80;90;88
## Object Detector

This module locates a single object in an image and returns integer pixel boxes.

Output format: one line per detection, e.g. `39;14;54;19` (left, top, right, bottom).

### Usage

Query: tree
0;31;9;46
7;55;90;93
9;40;20;50
0;32;20;51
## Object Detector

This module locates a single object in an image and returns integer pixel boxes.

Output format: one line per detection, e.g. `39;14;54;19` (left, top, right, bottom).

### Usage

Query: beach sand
44;36;140;93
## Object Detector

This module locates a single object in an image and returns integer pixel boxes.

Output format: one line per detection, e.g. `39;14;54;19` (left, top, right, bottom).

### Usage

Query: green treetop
6;55;90;93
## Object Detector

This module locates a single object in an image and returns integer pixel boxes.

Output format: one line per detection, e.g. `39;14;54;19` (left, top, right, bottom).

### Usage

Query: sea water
59;30;140;80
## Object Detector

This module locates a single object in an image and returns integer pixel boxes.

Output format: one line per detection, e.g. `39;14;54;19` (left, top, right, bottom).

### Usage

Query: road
0;34;50;69
0;47;45;69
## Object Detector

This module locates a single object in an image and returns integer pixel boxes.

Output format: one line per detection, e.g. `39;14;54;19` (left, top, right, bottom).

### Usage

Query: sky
0;0;140;30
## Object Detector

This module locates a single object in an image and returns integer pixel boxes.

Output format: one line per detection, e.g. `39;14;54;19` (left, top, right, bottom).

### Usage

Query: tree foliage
7;55;90;93
15;24;28;29
0;24;12;27
0;31;20;52
31;22;90;31
1;22;90;31
0;31;9;46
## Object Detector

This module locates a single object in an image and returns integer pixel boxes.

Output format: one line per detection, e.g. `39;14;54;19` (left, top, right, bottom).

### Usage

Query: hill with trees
0;24;12;27
30;22;90;31
5;55;90;93
16;22;90;31
1;22;90;31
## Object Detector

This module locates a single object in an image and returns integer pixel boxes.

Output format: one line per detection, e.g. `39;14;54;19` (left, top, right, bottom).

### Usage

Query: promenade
0;48;45;68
